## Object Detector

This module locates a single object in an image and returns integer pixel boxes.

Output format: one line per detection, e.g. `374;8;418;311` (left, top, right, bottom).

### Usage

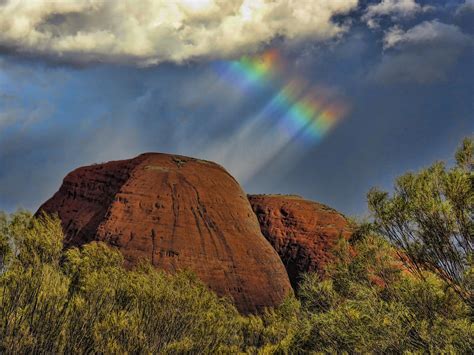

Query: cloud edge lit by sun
0;0;358;66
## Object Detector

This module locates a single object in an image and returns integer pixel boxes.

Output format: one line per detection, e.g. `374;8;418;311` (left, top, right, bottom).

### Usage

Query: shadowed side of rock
248;194;352;289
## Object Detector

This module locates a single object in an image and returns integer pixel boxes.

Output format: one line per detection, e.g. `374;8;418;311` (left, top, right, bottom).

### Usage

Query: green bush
0;212;242;354
368;137;473;303
295;235;473;353
0;211;471;354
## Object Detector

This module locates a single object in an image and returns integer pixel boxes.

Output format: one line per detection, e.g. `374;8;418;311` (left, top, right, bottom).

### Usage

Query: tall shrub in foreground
368;137;473;303
296;234;473;353
0;212;243;353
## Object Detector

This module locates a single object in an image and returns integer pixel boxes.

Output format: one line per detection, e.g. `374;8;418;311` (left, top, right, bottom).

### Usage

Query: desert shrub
64;259;243;354
241;296;307;354
0;212;70;353
368;137;473;303
0;212;242;354
0;214;471;354
1;213;471;354
296;234;473;353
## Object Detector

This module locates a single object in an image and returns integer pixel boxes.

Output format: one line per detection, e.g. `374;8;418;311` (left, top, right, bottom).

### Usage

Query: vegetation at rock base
0;138;472;353
0;212;242;354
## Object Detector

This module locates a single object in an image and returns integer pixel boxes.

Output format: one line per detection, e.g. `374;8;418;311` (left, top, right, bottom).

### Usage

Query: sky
0;0;473;217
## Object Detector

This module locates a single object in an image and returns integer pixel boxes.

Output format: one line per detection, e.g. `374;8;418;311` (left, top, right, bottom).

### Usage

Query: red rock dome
248;194;352;288
38;153;292;313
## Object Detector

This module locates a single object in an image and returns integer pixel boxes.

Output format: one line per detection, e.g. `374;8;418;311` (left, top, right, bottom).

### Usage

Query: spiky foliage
368;137;473;303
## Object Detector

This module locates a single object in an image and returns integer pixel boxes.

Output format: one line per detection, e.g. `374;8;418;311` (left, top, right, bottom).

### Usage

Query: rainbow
214;49;281;91
213;49;348;144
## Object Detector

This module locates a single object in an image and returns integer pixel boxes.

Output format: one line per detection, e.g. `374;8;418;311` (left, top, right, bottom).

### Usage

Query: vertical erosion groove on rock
38;153;293;313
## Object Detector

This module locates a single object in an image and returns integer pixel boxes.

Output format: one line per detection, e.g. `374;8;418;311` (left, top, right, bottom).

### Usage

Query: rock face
248;194;352;288
38;153;292;313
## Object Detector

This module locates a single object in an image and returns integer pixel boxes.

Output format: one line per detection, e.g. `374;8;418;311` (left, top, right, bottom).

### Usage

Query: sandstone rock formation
248;194;352;288
38;153;292;313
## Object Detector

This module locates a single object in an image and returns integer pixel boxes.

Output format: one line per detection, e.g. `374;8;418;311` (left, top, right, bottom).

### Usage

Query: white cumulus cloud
363;0;431;29
456;0;474;15
371;20;472;84
383;20;472;49
0;0;358;66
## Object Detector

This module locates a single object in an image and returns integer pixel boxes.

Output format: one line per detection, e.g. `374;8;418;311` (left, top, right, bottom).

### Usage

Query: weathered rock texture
248;194;352;288
38;153;292;313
